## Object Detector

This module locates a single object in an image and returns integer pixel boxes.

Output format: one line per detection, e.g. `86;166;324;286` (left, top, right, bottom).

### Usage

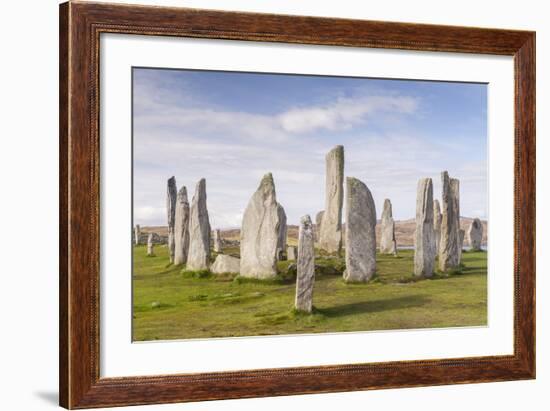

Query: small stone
151;301;161;309
186;179;211;270
240;173;283;278
467;218;483;251
173;186;190;265
319;146;344;254
213;228;223;253
343;177;376;282
414;178;436;277
295;215;315;313
287;246;297;261
210;254;240;274
380;198;397;254
147;233;154;256
166;176;177;263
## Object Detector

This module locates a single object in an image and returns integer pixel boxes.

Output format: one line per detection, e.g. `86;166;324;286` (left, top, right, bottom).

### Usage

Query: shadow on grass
317;294;430;318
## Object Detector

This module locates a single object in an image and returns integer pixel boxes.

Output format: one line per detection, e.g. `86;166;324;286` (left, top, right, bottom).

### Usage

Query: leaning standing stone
166;176;177;263
240;173;283;278
414;178;436;277
295;215;315;313
134;224;141;246
287;246;297;261
439;171;460;271
319;145;344;254
147;233;154;256
186;179;211;270
343;177;376;282
380;199;397;254
433;199;442;254
467;218;483;251
173;186;190;265
213;229;223;253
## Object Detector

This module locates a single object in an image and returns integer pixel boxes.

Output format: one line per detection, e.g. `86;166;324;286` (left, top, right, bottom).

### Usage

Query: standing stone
439;171;460;271
458;229;465;264
186;179;211;270
173;186;190;265
213;229;223;253
287;246;297;261
319;145;344;254
380;199;397;254
146;233;154;256
315;210;324;241
134;224;141;246
295;215;315;313
414;178;436;277
343;177;376;282
433;200;442;254
240;173;283;279
467;218;483;251
276;204;287;259
166;176;177;263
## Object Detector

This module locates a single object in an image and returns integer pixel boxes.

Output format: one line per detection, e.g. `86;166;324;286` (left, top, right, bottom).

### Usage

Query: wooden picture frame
59;1;535;408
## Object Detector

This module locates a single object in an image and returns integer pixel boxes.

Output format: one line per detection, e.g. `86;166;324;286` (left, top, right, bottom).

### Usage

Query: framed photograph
59;1;535;409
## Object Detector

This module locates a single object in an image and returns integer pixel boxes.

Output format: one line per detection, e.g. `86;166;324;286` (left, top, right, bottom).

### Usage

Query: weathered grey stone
343;177;376;282
173;186;190;265
433;199;442;254
295;215;315;313
319;146;344;254
458;229;465;264
287;246;297;261
240;173;283;278
277;204;287;259
315;210;324;241
186;179;211;270
467;218;483;251
439;171;460;271
414;178;436;277
210;254;240;274
380;198;397;254
213;229;223;253
147;233;154;256
134;224;141;245
166;176;177;263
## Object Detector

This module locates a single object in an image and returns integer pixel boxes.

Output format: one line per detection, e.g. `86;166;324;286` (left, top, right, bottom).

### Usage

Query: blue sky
133;67;487;228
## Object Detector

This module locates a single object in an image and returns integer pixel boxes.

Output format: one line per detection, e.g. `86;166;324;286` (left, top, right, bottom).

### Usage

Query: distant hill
140;217;487;248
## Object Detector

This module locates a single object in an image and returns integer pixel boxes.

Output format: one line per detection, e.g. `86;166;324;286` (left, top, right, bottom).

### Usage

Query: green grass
132;245;487;341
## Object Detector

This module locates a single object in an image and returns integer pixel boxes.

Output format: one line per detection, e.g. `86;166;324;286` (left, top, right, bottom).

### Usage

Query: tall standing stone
147;233;154;256
295;215;315;313
414;178;436;277
173;186;190;265
166;176;177;263
319;145;344;254
186;179;211;270
439;171;460;271
380;199;397;254
240;173;283;279
213;229;223;253
433;200;442;254
467;218;483;251
343;177;376;282
276;204;287;259
134;224;141;246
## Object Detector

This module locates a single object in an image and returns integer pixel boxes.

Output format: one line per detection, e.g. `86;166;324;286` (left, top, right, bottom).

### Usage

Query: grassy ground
133;245;487;341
